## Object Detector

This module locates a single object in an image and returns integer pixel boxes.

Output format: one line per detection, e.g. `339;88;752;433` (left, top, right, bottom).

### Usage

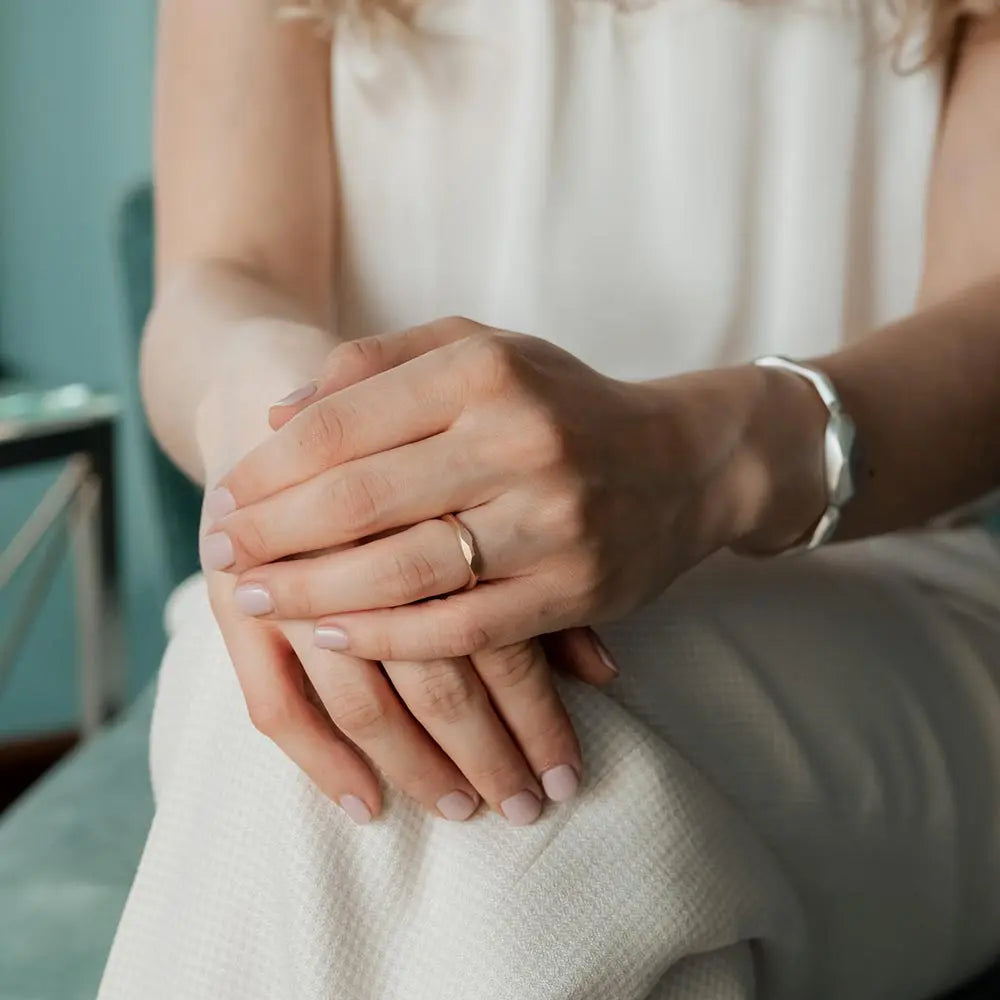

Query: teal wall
0;2;168;735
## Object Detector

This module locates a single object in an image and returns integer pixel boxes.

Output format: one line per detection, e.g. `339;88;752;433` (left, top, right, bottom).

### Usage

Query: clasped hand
201;317;752;826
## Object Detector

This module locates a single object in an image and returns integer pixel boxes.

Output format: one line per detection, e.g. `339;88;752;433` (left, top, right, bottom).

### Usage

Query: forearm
140;258;336;484
818;278;1000;537
734;276;1000;550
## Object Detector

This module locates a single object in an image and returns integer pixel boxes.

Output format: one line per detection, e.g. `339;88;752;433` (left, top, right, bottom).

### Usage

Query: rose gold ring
440;513;480;591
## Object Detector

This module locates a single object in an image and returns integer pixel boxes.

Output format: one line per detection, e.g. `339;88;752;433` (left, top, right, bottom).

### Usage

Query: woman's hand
197;350;617;824
206;557;612;824
209;548;615;823
202;317;826;662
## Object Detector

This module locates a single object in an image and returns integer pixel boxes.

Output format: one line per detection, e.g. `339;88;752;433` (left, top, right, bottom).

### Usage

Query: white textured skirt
99;529;1000;1000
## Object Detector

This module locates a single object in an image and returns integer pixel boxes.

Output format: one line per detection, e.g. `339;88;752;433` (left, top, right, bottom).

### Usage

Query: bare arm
139;1;393;817
742;19;1000;549
142;0;337;483
142;1;608;822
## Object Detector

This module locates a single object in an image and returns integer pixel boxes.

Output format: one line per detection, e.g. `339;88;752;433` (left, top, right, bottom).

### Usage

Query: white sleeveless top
330;0;942;381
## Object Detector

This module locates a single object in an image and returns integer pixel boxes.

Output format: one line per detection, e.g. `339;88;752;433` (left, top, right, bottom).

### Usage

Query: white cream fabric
100;535;1000;999
99;2;1000;997
330;0;939;374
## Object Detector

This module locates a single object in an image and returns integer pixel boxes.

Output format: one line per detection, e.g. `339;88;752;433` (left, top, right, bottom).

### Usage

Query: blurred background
0;3;162;794
0;7;183;993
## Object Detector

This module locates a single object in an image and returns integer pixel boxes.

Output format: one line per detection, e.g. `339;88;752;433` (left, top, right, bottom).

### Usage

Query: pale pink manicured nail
541;765;579;803
272;381;318;408
591;633;620;676
340;795;373;825
200;532;235;571
234;584;274;617
437;791;478;822
204;487;237;521
315;625;350;651
500;790;542;826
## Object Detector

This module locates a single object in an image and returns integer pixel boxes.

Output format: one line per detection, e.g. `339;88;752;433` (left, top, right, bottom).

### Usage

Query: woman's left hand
201;317;821;661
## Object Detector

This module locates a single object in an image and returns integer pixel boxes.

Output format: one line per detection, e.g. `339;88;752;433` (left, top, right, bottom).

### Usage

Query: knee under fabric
102;531;1000;1000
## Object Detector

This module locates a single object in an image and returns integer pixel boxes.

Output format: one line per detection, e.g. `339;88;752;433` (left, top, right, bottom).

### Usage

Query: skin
146;2;1000;823
148;0;613;828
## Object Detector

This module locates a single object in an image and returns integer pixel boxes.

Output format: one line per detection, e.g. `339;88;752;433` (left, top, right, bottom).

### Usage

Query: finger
319;319;483;389
232;521;471;619
211;582;382;820
313;579;564;662
267;319;487;429
281;624;482;822
471;640;582;803
202;433;493;572
268;379;320;430
542;627;620;686
231;504;523;618
381;656;544;825
222;340;473;509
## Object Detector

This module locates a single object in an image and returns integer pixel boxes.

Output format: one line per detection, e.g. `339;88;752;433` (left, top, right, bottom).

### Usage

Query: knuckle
440;315;479;334
330;686;392;742
325;341;355;367
466;332;517;392
440;605;491;657
280;570;317;619
534;719;572;756
469;756;522;790
305;402;348;460
412;662;480;724
246;692;296;741
375;549;440;602
378;634;402;661
392;759;440;799
550;572;596;622
524;408;569;467
340;470;389;534
329;337;383;375
477;641;541;689
235;513;273;565
544;480;590;543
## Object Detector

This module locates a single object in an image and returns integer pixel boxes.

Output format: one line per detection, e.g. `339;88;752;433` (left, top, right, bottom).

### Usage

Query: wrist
196;318;333;484
639;363;829;559
727;362;830;554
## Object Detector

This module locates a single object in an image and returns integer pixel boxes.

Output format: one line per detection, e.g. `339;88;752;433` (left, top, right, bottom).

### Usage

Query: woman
100;0;1000;997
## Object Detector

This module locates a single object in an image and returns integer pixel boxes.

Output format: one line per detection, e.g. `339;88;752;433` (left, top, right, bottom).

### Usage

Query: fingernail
204;487;237;521
591;633;620;676
500;790;542;826
541;764;579;803
339;795;372;825
234;584;274;617
437;790;478;822
272;381;318;408
200;532;235;571
315;625;350;651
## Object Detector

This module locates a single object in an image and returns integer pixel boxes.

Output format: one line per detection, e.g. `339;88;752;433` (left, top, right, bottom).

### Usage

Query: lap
103;529;1000;1000
604;528;1000;997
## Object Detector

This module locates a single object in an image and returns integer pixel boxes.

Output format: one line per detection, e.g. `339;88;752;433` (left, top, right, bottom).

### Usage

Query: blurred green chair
0;687;155;999
0;181;198;999
1;180;999;1000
